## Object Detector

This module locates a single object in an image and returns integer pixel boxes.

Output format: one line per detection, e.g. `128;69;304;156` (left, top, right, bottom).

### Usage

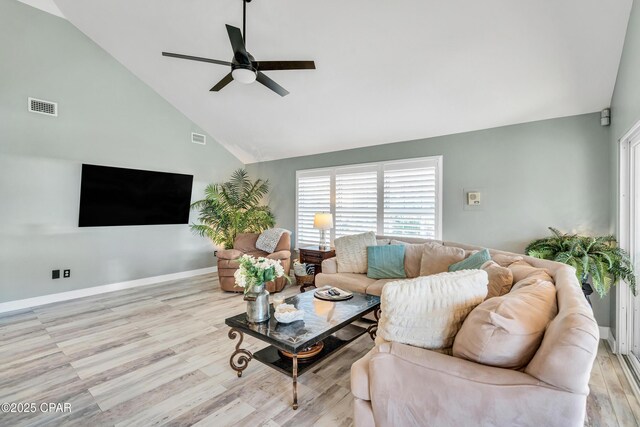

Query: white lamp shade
232;68;257;84
313;212;334;230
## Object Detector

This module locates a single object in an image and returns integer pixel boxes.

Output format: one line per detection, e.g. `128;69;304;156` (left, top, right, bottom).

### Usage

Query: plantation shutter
383;159;440;238
296;173;331;247
335;168;378;238
295;156;442;247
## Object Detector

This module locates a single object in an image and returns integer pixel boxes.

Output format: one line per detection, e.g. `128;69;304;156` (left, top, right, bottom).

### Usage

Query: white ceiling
26;0;634;163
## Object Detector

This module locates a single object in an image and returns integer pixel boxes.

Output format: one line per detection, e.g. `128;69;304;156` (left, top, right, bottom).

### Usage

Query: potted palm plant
525;227;636;300
191;169;275;249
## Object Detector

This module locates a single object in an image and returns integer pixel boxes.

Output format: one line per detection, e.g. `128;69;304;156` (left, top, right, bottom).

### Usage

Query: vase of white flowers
234;255;288;323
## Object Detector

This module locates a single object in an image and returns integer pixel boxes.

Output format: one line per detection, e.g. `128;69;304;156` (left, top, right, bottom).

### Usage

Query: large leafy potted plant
525;227;636;299
191;169;275;249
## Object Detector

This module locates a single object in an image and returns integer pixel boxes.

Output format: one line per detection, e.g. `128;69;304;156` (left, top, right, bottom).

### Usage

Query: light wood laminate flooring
0;273;638;426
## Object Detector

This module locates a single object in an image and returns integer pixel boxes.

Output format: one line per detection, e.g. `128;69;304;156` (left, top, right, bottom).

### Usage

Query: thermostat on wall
467;192;481;206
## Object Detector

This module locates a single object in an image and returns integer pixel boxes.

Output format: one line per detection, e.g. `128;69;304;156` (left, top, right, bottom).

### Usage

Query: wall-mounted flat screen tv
79;164;194;227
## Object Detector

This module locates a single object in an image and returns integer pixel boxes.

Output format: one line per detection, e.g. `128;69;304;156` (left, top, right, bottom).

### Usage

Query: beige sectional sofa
315;236;599;427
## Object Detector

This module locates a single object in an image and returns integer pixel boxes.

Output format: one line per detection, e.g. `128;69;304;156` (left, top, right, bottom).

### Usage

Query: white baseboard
0;266;218;314
608;333;618;354
599;326;611;342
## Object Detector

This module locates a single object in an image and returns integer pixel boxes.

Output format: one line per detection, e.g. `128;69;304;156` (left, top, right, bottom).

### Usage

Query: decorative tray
314;286;353;301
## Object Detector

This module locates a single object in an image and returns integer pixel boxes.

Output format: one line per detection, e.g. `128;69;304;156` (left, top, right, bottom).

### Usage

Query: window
296;173;331;247
335;168;378;238
295;156;442;247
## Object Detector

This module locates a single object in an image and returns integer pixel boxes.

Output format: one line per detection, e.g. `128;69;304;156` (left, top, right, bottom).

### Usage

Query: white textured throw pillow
377;270;489;350
334;231;377;273
255;228;290;253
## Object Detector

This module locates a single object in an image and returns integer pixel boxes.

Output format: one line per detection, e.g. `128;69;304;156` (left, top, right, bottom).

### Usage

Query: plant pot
581;282;593;307
244;283;270;323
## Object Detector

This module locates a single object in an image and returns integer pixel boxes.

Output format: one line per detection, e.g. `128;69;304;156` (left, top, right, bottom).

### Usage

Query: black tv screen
79;164;194;227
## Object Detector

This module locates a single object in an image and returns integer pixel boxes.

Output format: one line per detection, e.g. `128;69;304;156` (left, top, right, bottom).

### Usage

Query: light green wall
609;0;640;338
0;0;243;303
248;113;613;325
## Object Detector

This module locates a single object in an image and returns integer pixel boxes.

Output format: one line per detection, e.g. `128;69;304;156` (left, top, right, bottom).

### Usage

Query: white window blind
383;162;438;238
296;174;331;246
295;156;442;247
335;169;378;238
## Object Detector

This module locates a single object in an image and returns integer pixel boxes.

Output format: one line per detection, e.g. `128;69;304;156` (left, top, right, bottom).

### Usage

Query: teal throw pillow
367;245;407;279
449;248;491;272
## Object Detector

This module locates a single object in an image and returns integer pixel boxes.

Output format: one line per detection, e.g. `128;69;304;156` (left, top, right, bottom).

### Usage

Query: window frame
295;155;443;248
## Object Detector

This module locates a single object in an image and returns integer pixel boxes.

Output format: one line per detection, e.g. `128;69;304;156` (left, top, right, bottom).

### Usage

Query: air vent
28;97;57;116
191;132;206;145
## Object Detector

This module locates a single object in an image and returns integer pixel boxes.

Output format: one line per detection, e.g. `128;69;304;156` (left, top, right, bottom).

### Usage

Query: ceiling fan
162;0;315;97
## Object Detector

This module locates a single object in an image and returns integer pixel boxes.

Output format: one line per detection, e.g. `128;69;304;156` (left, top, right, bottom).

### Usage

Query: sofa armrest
363;342;585;427
321;257;337;274
217;249;244;260
266;250;291;260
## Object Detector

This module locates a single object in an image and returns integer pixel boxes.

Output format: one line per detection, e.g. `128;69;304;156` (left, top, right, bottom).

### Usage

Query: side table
298;246;336;293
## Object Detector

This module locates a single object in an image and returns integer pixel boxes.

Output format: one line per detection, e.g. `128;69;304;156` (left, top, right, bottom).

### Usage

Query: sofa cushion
315;272;377;294
449;248;491;272
255;228;290;253
321;257;338;274
390;240;425;278
508;260;553;292
508;260;551;282
367;245;406;279
452;279;558;369
366;278;401;296
335;231;377;274
377;239;391;245
266;250;291;261
492;253;524;267
234;233;260;252
377;270;489;351
482;260;514;299
419;243;466;276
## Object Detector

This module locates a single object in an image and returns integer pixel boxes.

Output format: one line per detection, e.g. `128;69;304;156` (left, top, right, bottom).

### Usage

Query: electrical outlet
52;269;60;279
63;269;71;278
214;250;218;257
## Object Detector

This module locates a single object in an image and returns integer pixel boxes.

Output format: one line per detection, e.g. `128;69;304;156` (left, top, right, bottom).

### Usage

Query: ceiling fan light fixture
232;67;257;84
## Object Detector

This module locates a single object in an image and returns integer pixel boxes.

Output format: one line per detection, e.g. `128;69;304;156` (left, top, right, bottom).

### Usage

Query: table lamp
313;212;333;250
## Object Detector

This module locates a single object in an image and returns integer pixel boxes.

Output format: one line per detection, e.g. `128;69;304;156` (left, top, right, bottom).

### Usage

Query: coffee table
224;290;381;409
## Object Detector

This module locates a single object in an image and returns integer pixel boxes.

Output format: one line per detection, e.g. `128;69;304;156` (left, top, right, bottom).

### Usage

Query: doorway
618;120;640;380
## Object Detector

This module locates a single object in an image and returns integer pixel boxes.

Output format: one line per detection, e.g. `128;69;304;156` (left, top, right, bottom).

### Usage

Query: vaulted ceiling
19;0;634;163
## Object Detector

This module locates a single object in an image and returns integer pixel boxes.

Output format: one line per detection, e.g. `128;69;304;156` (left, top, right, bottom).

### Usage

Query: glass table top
225;290;380;353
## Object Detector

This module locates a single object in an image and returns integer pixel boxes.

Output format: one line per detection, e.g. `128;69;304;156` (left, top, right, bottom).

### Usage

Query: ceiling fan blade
226;24;248;59
255;61;316;71
256;72;289;97
162;52;231;67
210;73;234;92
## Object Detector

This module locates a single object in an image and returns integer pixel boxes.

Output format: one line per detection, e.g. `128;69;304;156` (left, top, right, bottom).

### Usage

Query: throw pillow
508;260;553;292
377;239;391;246
492;253;524;267
419;243;466;276
449;248;491;272
255;228;290;253
391;240;429;278
482;260;514;299
377;270;489;350
367;245;406;279
334;231;377;274
452;279;558;369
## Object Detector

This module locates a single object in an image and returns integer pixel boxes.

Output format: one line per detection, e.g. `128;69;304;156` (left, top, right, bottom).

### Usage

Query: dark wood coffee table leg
228;328;253;377
292;353;299;409
366;307;382;340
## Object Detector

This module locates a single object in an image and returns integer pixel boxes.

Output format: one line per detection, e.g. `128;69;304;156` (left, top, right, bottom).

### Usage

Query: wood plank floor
1;273;638;426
